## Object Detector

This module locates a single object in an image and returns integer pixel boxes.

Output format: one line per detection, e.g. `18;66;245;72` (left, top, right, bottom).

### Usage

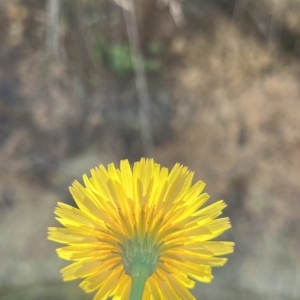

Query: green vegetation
93;37;161;75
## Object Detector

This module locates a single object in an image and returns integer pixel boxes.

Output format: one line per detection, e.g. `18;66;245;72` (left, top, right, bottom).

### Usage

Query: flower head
48;158;234;300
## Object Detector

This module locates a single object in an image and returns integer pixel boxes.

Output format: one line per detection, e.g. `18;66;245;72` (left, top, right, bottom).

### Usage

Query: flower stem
129;264;148;300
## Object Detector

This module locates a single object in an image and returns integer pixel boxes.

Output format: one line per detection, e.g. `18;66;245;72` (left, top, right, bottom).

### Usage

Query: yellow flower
48;158;234;300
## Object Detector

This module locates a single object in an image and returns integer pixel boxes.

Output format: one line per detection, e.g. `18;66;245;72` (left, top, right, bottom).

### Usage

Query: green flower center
121;235;159;278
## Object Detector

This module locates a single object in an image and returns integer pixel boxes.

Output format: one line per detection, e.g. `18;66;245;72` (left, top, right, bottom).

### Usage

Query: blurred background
0;0;300;299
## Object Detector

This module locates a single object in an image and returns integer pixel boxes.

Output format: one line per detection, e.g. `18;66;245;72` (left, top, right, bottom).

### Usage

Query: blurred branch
46;0;61;59
122;1;154;156
157;0;185;27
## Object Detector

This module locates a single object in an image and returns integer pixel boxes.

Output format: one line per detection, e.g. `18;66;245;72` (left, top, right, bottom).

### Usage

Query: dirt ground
0;0;300;299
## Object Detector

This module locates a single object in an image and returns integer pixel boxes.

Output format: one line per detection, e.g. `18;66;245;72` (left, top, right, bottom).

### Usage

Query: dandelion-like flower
48;158;234;300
